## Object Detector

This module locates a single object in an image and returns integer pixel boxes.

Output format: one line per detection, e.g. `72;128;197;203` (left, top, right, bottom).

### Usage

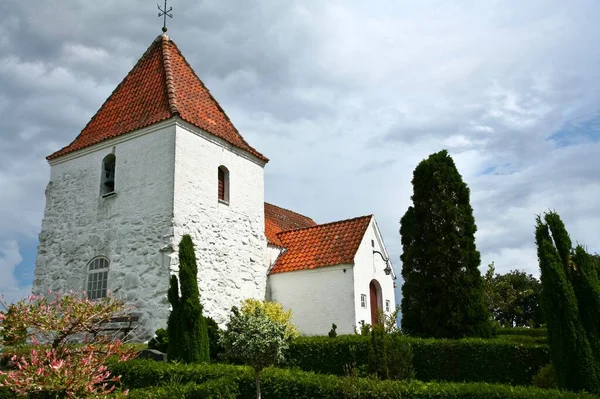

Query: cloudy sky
1;0;599;304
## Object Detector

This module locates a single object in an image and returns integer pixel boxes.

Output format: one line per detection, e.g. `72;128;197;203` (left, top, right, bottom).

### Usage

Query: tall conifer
166;234;210;363
535;212;599;393
400;150;490;338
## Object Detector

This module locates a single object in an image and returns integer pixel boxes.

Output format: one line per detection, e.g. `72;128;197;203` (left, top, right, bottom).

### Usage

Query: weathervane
157;0;173;33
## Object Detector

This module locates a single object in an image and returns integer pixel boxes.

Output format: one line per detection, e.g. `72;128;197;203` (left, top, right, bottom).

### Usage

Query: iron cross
158;0;173;33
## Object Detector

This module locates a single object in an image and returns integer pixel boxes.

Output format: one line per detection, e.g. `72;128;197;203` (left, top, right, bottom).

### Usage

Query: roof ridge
265;202;316;222
47;36;166;160
166;40;267;161
276;214;372;238
160;35;179;115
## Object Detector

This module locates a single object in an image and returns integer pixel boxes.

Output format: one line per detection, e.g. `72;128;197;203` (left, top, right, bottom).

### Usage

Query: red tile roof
48;34;267;162
269;215;372;274
264;203;317;247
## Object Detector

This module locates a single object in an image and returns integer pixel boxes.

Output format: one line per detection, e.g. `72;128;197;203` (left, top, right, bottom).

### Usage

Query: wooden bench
90;315;140;339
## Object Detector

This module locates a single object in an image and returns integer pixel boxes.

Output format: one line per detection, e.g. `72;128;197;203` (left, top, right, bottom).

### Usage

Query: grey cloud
1;0;600;302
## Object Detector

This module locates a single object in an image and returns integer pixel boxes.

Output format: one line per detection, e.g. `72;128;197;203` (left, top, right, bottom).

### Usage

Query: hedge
126;378;238;399
110;359;597;399
497;328;548;337
284;335;550;386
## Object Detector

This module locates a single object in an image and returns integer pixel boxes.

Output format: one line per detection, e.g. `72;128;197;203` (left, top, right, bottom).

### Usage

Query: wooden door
370;281;379;325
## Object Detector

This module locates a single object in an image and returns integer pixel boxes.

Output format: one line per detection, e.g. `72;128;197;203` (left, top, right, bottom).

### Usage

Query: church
33;33;396;338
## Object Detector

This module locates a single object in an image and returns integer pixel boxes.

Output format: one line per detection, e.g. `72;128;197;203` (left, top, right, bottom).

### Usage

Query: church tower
33;34;269;338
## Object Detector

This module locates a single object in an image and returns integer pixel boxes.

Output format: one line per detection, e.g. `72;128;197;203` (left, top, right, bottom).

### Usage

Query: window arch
101;154;116;196
86;257;109;300
218;166;230;203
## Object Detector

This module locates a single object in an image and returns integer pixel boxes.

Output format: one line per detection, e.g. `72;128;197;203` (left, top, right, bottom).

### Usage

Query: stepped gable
264;203;317;247
48;34;267;162
270;215;372;274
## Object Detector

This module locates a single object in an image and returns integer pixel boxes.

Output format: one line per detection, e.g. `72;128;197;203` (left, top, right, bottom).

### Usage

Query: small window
101;154;116;196
360;294;367;308
218;166;230;203
385;300;390;312
86;257;109;300
371;239;375;247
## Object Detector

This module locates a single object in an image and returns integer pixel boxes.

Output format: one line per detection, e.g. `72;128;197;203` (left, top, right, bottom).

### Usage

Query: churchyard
1;151;599;398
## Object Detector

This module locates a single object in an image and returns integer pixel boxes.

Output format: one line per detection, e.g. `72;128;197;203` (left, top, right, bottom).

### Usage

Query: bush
205;316;224;362
111;359;596;399
328;323;337;338
126;378;238;399
497;328;547;337
533;364;557;389
148;328;168;353
285;335;549;386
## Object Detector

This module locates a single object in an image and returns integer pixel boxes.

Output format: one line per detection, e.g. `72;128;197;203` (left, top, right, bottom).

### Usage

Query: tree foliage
535;211;600;393
220;306;289;399
167;234;210;363
0;292;135;398
483;262;543;328
240;298;299;339
400;150;491;338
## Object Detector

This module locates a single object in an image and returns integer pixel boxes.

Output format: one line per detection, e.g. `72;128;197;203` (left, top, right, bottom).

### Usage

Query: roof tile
48;35;267;162
264;203;317;246
269;215;372;274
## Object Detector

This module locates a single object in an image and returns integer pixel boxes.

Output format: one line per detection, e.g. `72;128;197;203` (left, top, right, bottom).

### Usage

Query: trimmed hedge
126;378;238;398
497;328;548;337
111;360;597;399
285;335;550;386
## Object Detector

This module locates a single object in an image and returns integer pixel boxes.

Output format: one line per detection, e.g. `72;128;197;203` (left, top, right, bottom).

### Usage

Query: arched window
101;154;116;196
218;166;230;203
86;257;109;300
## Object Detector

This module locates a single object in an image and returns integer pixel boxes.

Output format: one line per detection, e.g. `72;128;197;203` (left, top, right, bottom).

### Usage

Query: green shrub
205;316;224;362
111;359;597;399
533;364;557;389
285;335;549;386
328;323;338;338
497;328;547;337
126;378;238;399
148;328;169;353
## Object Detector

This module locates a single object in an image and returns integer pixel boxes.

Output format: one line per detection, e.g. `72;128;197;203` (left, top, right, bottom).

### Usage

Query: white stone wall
267;244;283;267
171;121;268;326
34;122;177;339
269;264;356;335
353;218;396;327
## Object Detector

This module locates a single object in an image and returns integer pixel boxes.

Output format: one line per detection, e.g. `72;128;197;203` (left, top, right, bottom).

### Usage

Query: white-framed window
385;300;390;312
218;165;230;204
360;294;367;308
100;154;116;197
86;257;109;300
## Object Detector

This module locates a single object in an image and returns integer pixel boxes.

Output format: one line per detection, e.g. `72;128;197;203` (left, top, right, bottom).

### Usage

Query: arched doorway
369;279;382;326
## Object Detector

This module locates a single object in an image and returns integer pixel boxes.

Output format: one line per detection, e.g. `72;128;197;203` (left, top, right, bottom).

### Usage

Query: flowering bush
0;292;136;398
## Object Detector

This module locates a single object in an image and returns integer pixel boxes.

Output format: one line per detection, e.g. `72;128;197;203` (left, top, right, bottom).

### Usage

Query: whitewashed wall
353;218;396;326
34;121;177;339
269;264;356;335
172;121;268;326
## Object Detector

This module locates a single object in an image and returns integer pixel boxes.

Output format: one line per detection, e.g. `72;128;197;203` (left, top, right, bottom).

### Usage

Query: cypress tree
166;234;210;363
535;213;599;393
400;150;491;338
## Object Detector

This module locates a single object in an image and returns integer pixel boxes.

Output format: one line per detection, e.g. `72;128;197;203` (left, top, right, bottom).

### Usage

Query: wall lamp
373;250;393;277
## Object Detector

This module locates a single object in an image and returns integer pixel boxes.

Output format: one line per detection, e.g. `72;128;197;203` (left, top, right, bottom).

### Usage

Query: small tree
240;298;299;339
483;262;543;328
220;306;288;399
167;234;210;363
0;292;135;398
400;150;491;338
